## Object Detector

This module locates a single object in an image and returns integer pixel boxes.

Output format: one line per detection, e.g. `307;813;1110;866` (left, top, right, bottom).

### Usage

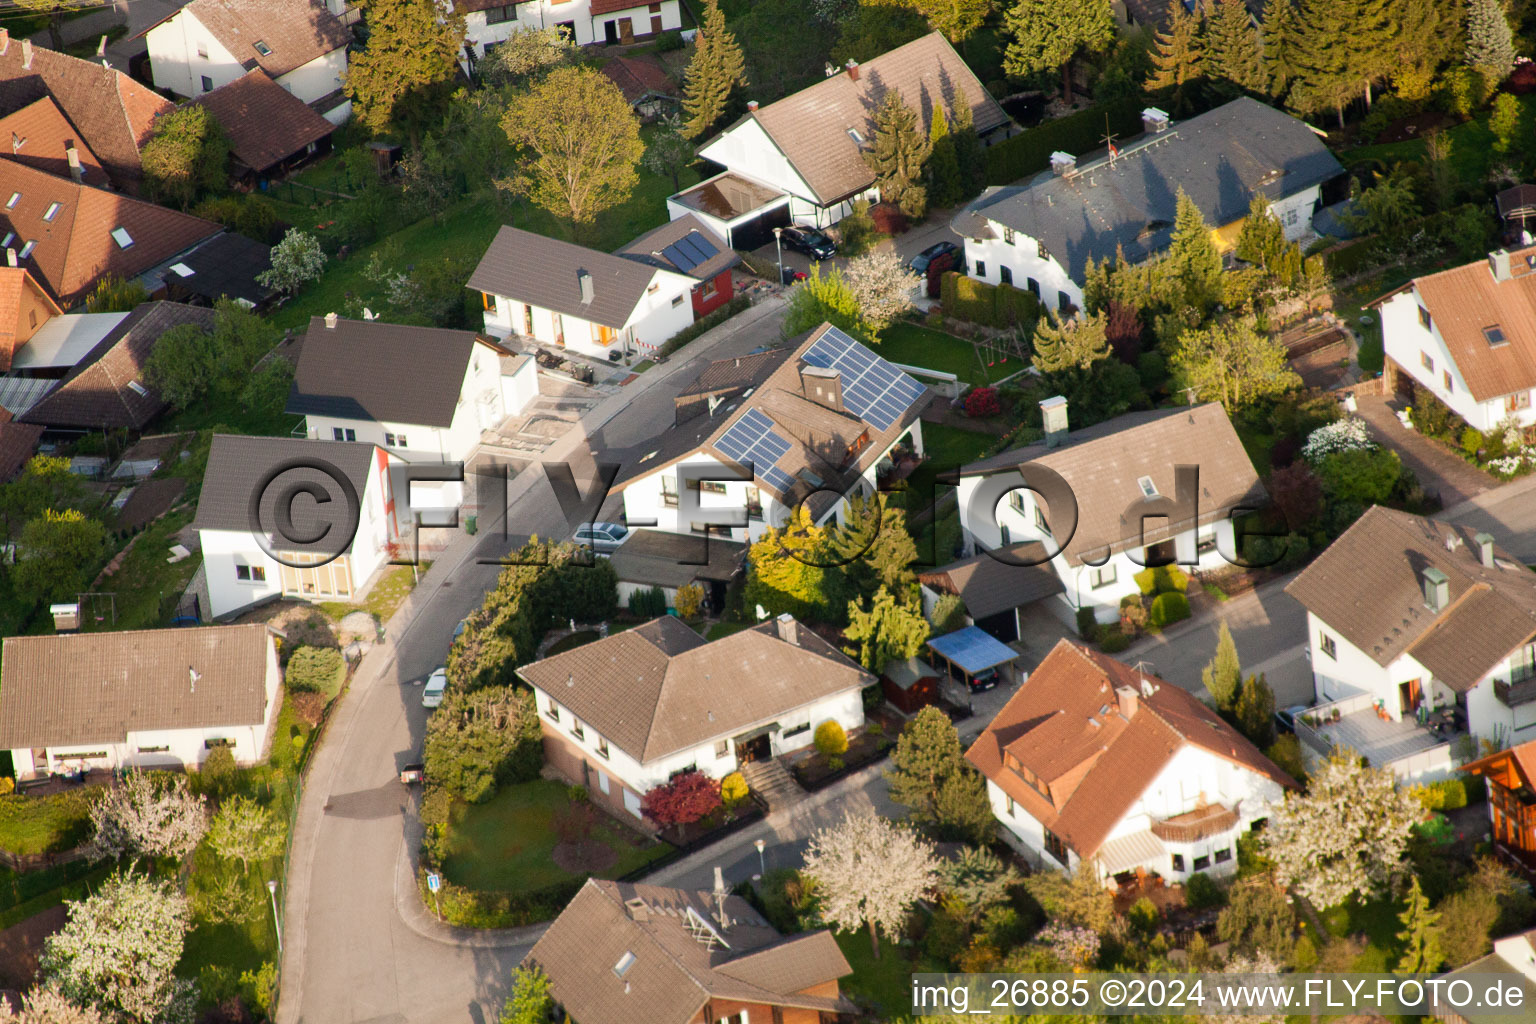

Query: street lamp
266;880;283;954
772;227;784;287
754;838;766;877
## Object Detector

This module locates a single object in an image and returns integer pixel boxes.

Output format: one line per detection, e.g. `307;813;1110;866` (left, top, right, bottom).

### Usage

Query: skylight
613;951;636;978
127;380;149;397
1137;475;1158;498
170;262;195;278
253;40;272;56
1484;325;1508;347
42;202;60;222
17;240;34;259
846;127;864;144
111;227;133;249
2;232;14;247
5;192;18;209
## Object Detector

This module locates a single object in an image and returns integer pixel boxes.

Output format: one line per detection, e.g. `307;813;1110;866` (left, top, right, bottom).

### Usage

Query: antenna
1101;113;1119;165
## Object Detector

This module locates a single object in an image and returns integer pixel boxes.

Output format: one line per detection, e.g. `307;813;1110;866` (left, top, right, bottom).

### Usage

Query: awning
1093;830;1168;875
927;626;1017;676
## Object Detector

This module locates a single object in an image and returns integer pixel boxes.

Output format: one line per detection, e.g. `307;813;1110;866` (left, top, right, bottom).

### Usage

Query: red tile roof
0;158;222;307
1400;245;1536;402
172;0;351;79
601;55;677;105
590;0;662;15
189;70;334;173
0;406;41;481
0;265;60;371
0;97;107;186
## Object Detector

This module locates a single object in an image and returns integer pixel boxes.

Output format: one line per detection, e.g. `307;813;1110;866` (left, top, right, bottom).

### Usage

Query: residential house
288;313;536;464
613;324;929;544
190;70;335;181
193;434;401;618
690;32;1012;231
951;98;1343;314
1461;738;1536;876
155;231;275;310
0;158;223;308
469;225;697;359
1378;245;1536;431
918;542;1065;644
516;614;870;822
604;528;744;611
966;640;1296;883
458;0;682;57
0;407;40;479
599;54;680;120
528;878;854;1024
956;400;1266;625
13;302;217;428
0;265;62;371
1286;507;1536;778
0;35;174;192
142;0;352;113
615;213;740;321
0;97;108;186
670;347;784;425
1434;926;1536;1024
0;623;282;780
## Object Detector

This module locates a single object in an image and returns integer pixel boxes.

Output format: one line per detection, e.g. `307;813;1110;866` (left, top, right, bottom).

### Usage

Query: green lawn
833;927;945;1019
85;508;200;633
0;860;113;932
880;323;991;386
1340;95;1536;187
900;422;996;526
0;791;95;857
705;621;753;640
1235;425;1276;479
441;780;670;893
1320;894;1404;971
913;508;963;570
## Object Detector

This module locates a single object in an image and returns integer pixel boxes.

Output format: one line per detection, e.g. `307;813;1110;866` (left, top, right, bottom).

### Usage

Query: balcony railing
1496;674;1536;708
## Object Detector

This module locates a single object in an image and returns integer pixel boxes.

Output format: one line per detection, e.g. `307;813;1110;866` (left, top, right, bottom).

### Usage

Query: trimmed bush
984;101;1142;184
993;282;1040;328
1133;565;1189;596
1149;591;1191;627
1411;777;1472;812
814;719;848;758
674;582;704;618
1460;427;1486;457
1098;627;1131;653
1075;606;1099;641
628;586;667;618
940;271;1001;326
285;645;345;696
720;771;749;807
964;387;1002;418
1184;871;1225;910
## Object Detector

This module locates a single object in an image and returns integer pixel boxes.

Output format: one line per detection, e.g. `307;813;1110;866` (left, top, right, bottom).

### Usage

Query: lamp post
754;837;766;877
266;880;283;954
772;227;784;287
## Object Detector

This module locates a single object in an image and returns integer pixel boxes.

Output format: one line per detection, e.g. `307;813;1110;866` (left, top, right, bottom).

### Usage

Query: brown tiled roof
189;70;334;173
114;476;189;532
19;301;217;428
600;54;678;105
615;212;739;283
0;42;172;189
0;265;61;371
0;96;107;185
0;406;40;480
712;32;1011;205
590;0;659;14
677;348;787;401
965;641;1296;859
0;623;276;747
918;542;1065;620
605;528;745;590
1401;246;1536;402
1285;506;1536;692
467;225;672;330
516;614;872;763
0;159;222;307
173;0;351;79
528;878;853;1024
963;404;1265;568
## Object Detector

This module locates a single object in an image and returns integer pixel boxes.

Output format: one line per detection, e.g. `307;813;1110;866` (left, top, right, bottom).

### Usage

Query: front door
619;19;634;43
1400;678;1423;716
553;313;564;347
522;303;534;337
604;19;620;44
1144;540;1176;567
31;747;46;775
735;733;771;764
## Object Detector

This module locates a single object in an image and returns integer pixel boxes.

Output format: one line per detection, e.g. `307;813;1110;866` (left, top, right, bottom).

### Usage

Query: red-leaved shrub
641;770;722;826
964;387;1002;418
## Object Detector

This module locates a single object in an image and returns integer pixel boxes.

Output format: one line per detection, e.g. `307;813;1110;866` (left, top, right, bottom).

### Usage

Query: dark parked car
1273;704;1310;735
909;240;964;275
966;667;1000;693
781;226;836;260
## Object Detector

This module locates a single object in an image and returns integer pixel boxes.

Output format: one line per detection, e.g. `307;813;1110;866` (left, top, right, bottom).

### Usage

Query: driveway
1438;473;1536;562
745;207;964;282
1354;395;1496;508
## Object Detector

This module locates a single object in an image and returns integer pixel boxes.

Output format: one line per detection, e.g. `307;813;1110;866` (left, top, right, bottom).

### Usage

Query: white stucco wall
500;355;540;416
275;48;349;105
963;228;1082;316
480;269;693;359
146;10;346;102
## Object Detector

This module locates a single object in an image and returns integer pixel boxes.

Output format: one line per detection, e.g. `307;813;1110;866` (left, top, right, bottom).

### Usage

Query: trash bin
465;514;477;535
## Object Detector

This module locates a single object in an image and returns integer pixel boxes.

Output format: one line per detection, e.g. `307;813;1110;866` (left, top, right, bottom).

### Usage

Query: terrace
1295;690;1463;781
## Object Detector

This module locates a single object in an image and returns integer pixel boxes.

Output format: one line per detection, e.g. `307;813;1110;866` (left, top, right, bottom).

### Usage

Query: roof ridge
586;881;714;1010
2;620;270;647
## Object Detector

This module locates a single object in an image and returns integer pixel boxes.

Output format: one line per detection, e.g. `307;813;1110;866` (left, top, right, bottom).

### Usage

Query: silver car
421;667;448;709
573;522;629;552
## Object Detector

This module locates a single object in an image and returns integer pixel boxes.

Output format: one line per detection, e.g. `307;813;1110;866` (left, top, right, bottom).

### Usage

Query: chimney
1049;150;1077;176
1476;531;1496;568
66;145;82;182
799;364;843;412
324;311;338;329
1490;249;1513;283
6;248;15;268
1040;395;1069;448
1141;107;1170;134
624;896;649;922
21;40;31;70
845;59;859;82
1422;566;1449;612
0;29;9;54
1115;685;1138;719
747;100;758;112
776;612;798;646
577;269;594;305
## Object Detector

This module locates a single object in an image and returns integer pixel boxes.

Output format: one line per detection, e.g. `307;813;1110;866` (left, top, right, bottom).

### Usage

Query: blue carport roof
926;626;1017;675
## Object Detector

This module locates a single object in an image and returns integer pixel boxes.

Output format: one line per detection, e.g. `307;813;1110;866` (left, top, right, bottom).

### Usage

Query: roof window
1484;325;1509;347
42;202;60;222
253;40;272;56
1137;475;1158;498
5;192;18;209
111;227;133;249
170;262;195;277
1;232;14;247
613;951;636;978
17;240;34;259
846;127;864;144
127;380;149;397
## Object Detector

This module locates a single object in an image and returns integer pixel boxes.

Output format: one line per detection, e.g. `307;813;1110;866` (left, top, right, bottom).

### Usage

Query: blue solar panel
717;409;793;492
662;241;700;272
927;626;1017;675
803;326;926;430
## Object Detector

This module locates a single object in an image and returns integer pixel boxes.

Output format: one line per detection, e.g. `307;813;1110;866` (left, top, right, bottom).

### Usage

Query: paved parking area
1355;395;1496;508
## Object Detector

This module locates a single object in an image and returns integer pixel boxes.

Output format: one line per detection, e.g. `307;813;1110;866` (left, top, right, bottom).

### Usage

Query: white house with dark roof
469;225;697;359
953;98;1344;315
288;314;535;464
0;623;281;780
690;32;1013;230
957;400;1266;625
517;614;870;821
193;434;401;618
613;324;929;543
615;213;740;321
457;0;682;57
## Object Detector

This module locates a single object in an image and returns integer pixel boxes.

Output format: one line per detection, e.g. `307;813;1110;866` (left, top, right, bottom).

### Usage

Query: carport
918;542;1064;643
926;626;1020;689
667;172;791;251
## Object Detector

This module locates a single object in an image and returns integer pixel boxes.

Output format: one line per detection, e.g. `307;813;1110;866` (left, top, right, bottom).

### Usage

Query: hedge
1410;775;1487;812
939;272;1041;328
656;294;752;358
984;101;1143;184
1133;565;1190;596
420;870;584;929
1149;591;1191;627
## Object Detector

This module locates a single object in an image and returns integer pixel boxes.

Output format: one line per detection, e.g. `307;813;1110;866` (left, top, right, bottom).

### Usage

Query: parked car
908;241;964;276
452;617;468;640
422;667;448;709
573;522;629;552
1273;704;1310;735
781;226;836;261
399;762;425;784
966;667;1000;693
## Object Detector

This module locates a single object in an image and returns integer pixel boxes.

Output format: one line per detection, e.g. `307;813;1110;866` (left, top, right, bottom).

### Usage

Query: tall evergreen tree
1396;877;1443;973
1003;0;1115;103
926;104;964;208
1201;621;1243;710
1261;0;1302;99
1391;0;1455;102
1033;311;1110;373
866;89;932;218
1206;0;1265;93
1466;0;1517;84
1145;0;1206;111
1167;188;1222;310
681;0;747;140
1287;0;1392;124
870;0;994;42
949;88;986;197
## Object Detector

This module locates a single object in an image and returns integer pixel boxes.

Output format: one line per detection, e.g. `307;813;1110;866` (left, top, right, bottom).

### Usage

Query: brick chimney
1115;685;1139;719
747;100;758;112
324;311;338;329
776;612;798;646
845;59;859;82
21;40;32;70
66;145;82;182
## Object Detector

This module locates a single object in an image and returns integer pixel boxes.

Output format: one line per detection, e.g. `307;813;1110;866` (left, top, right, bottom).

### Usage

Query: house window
1137;475;1158;498
1043;829;1069;865
1196;530;1217;555
1171;852;1185;872
1213;846;1232;864
17;241;34;259
1320;632;1337;659
1003;227;1015;245
545;697;560;722
111;227;134;249
661;476;678;507
1418;305;1432;330
1058;291;1072;313
395;434;408;447
3;192;16;209
42;202;60;222
700;278;718;300
975;260;986;277
485;4;516;23
715;739;730;758
137;745;170;754
253;40;272;56
999;265;1013;285
999;524;1011;545
1009;490;1026;514
385;432;396;446
1421;351;1434;372
1004;795;1014;816
1444;370;1454;393
1508;391;1531;412
1090;564;1116;589
671;294;684;307
571;719;585;741
332;428;356;441
1034;505;1049;533
746;485;762;521
1485;325;1508;347
1510;643;1536;684
1026;277;1040;297
1192;854;1211;871
596;736;609;759
235;564;267;583
200;75;214;93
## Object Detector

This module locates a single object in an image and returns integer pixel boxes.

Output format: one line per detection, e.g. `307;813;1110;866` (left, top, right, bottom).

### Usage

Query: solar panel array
660;232;720;273
801;327;926;430
714;408;797;494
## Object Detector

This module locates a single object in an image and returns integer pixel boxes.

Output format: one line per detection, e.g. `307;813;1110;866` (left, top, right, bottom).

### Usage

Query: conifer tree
949;88;985;196
1003;0;1115;103
1145;0;1205;112
926;104;964;208
1032;312;1110;373
1287;0;1394;124
1206;0;1264;93
1261;0;1302;98
866;89;932;218
1201;621;1243;710
1167;188;1222;310
681;0;747;140
1396;877;1443;973
1391;0;1455;102
1466;0;1517;84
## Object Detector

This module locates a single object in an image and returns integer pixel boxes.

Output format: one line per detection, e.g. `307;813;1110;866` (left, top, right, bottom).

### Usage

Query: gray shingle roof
0;624;275;747
605;529;745;590
919;542;1065;619
288;316;502;428
467;226;669;330
955;97;1343;280
615;213;740;282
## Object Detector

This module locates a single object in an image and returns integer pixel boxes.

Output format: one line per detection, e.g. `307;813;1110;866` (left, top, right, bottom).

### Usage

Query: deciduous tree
1003;0;1115;102
0;987;105;1024
1390;0;1455;102
1215;877;1295;960
15;510;106;607
1267;462;1323;531
140;107;228;209
1262;750;1420;907
1466;0;1517;84
866;89;931;219
743;506;851;623
208;796;284;874
681;0;747;140
640;115;695;192
783;264;874;344
801;813;938;957
1169;320;1300;411
144;300;280;409
1022;869;1116;933
0;456;85;537
844;586;930;673
88;771;208;863
344;0;466;147
641;770;722;826
864;0;993;41
498;66;644;233
499;966;554;1024
256;229;327;295
842;250;920;332
482;26;576;85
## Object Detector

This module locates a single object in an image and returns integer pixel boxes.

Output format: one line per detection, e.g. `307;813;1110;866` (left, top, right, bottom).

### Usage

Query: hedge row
657;294;752;358
939;272;1041;328
1410;774;1488;812
420;870;584;929
985;101;1144;185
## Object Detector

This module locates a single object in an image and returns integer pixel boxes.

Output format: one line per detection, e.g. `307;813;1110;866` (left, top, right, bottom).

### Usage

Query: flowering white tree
40;872;193;1024
800;812;937;958
0;987;106;1024
207;795;284;873
256;229;327;294
1300;417;1373;463
1261;751;1419;908
89;771;208;863
1035;922;1100;969
485;26;576;84
843;251;919;334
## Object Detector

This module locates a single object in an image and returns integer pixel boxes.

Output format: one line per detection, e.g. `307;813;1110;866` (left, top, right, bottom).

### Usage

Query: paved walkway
1355;395;1496;508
